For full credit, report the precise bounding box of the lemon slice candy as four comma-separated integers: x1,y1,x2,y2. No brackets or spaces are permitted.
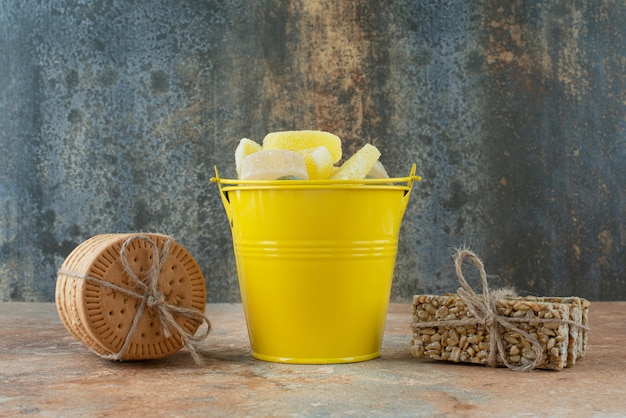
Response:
330,143,381,180
240,149,309,180
299,146,334,180
262,130,342,163
366,160,390,179
235,138,263,178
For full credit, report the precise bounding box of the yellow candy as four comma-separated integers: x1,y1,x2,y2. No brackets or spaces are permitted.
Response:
298,146,334,179
330,144,381,180
240,150,309,180
235,138,263,178
262,130,342,163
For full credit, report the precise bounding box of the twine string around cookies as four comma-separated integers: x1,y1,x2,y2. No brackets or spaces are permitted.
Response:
58,234,211,365
454,249,543,371
412,248,588,372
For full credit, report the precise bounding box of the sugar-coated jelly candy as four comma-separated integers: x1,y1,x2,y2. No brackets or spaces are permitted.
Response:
299,146,334,180
262,130,342,163
330,144,381,180
240,150,309,180
366,160,390,178
235,138,263,178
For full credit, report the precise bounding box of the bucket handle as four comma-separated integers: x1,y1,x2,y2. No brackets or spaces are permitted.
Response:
211,167,234,226
400,164,419,216
211,164,421,223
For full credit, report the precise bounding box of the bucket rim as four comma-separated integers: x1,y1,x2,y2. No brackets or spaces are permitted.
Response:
210,164,421,191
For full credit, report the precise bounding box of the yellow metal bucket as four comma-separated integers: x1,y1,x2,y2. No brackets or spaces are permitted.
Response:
211,165,419,364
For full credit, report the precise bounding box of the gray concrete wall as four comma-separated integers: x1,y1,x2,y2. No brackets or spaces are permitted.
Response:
1,0,624,302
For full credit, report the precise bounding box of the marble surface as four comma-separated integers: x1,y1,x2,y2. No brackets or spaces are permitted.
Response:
1,1,625,303
1,302,625,417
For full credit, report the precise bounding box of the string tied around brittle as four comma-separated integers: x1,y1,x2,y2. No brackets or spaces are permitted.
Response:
412,248,588,371
58,234,211,365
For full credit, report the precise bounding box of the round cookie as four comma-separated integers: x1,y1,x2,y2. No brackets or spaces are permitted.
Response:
56,233,207,361
57,234,116,353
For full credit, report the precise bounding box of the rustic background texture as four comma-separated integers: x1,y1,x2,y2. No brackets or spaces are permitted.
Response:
1,0,624,302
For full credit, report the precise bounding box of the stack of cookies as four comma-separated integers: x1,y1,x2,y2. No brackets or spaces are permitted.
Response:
56,233,207,361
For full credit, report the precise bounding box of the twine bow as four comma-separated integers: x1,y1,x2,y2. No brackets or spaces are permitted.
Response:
454,249,543,371
58,234,211,365
413,248,587,371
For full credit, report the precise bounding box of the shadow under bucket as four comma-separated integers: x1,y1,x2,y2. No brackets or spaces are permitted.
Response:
211,165,420,364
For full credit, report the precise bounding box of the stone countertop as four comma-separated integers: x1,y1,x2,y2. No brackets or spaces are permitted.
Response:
1,302,625,417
